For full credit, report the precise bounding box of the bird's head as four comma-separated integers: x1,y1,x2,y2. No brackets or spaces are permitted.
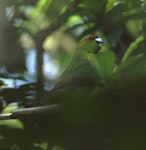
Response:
78,35,103,54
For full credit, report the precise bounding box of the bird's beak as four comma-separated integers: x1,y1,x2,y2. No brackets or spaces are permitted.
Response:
95,37,103,54
95,41,103,54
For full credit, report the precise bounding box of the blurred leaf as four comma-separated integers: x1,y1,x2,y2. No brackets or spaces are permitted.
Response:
32,0,70,21
106,27,123,47
113,54,144,77
126,20,140,36
0,119,23,129
122,35,144,62
81,0,108,13
0,105,23,129
96,48,116,80
106,0,117,11
31,0,52,18
53,145,65,150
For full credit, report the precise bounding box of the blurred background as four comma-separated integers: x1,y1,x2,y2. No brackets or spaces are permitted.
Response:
0,0,146,150
0,0,145,87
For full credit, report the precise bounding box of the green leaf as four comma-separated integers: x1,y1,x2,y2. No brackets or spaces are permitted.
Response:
122,35,144,62
96,48,116,80
81,0,108,12
113,54,144,77
106,0,116,11
31,0,52,17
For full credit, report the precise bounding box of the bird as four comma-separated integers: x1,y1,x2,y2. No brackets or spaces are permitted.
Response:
39,35,104,150
42,34,103,104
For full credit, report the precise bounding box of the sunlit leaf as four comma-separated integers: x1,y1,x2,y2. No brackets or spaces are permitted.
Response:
31,0,52,16
106,0,116,11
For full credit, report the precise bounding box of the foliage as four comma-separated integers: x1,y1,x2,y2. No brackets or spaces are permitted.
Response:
0,0,146,149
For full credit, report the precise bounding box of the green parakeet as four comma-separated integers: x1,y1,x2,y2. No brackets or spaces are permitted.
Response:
42,35,103,104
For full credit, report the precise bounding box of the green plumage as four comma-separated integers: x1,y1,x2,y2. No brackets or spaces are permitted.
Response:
43,35,103,104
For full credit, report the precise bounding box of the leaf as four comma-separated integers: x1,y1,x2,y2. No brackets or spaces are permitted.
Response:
106,27,123,47
82,0,108,12
112,54,144,78
106,0,116,11
31,0,52,16
122,35,144,62
96,48,116,80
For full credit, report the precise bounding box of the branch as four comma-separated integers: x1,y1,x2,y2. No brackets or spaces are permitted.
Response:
0,104,62,120
35,0,80,42
35,0,80,103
